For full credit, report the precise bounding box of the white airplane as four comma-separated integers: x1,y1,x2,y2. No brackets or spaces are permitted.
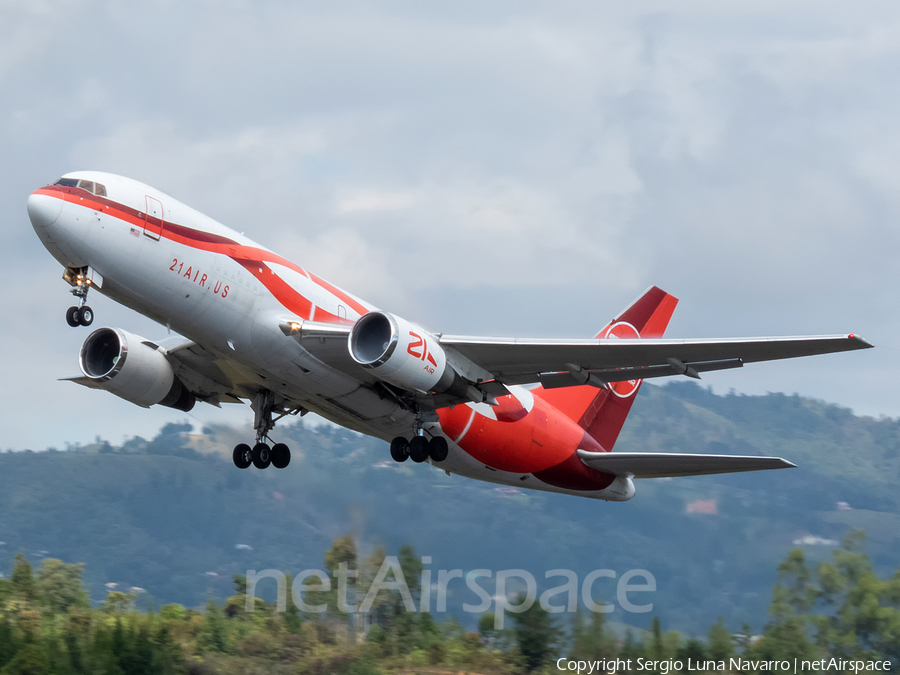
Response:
28,171,872,501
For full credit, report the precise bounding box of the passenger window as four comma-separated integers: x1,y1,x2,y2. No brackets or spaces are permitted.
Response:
78,180,94,193
94,183,107,197
55,178,78,187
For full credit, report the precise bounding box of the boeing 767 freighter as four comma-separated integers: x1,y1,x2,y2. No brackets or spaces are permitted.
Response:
27,172,872,501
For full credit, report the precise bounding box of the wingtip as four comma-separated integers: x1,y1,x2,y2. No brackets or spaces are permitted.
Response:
848,334,874,349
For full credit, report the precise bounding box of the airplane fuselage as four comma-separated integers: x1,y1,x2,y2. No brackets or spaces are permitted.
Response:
29,171,633,500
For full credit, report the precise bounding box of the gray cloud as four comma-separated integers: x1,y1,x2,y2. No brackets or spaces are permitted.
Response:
2,1,897,449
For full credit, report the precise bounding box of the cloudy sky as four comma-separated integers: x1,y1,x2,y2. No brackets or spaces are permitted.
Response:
2,1,898,451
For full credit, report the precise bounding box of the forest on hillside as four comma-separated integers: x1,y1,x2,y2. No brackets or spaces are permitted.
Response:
0,530,896,674
0,383,898,637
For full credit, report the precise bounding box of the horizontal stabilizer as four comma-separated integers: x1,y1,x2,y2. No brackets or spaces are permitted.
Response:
577,449,795,478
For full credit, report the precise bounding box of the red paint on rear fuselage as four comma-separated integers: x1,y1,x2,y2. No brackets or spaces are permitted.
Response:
437,392,613,490
437,285,680,493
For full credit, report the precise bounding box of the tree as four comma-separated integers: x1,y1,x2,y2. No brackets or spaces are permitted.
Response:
0,618,16,670
101,591,136,614
9,554,36,604
324,535,357,616
651,616,664,662
397,545,422,603
570,606,615,659
35,558,88,614
416,612,441,652
479,613,498,650
676,638,709,664
750,549,816,661
0,642,47,675
707,617,734,661
619,629,645,661
324,536,357,574
358,546,388,636
809,530,900,660
511,597,561,671
197,597,229,653
356,543,420,656
747,531,900,662
284,574,303,634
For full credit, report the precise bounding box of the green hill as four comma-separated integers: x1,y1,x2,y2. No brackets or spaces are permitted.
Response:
1,382,898,634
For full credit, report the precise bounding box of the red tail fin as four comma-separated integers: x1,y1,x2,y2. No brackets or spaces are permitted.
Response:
536,286,678,451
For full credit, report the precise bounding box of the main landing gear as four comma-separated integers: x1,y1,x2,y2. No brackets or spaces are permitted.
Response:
232,390,297,470
390,434,449,464
232,441,291,470
64,267,94,327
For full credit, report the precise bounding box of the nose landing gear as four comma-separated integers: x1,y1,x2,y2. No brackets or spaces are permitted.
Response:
63,267,94,327
232,390,300,470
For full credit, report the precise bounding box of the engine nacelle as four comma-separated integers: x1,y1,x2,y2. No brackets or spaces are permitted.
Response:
79,327,195,411
349,311,462,394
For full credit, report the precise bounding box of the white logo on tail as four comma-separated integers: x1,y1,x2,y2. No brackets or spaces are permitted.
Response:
602,321,641,398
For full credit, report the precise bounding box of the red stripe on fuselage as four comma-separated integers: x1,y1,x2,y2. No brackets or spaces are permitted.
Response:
35,185,368,322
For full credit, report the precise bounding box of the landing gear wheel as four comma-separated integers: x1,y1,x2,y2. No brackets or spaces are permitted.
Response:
428,437,449,462
233,443,252,469
409,436,430,463
271,443,291,469
390,437,410,463
66,307,80,327
252,442,271,469
79,306,94,326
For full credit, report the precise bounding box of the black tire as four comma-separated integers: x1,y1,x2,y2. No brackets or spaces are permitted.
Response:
428,436,449,462
66,307,80,327
390,437,409,462
409,436,429,463
252,442,271,469
79,306,94,326
233,443,252,469
271,443,291,469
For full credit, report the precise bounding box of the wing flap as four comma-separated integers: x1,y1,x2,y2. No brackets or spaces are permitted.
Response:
538,358,744,389
577,449,795,478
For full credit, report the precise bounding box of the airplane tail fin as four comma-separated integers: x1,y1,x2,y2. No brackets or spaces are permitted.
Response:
536,286,678,451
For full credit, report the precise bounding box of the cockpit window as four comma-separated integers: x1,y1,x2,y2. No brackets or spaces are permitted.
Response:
53,177,107,196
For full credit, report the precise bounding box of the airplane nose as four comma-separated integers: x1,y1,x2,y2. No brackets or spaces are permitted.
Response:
27,192,63,229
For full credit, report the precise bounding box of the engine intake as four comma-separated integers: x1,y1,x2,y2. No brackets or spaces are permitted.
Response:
80,327,195,411
350,311,469,396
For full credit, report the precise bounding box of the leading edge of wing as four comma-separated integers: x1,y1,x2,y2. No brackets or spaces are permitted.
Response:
577,450,796,478
440,333,872,377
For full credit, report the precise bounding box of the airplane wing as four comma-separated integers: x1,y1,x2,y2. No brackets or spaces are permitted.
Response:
438,333,872,388
163,340,250,404
577,449,795,478
287,315,870,404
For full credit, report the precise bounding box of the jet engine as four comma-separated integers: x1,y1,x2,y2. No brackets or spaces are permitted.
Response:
79,327,195,411
349,311,479,399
